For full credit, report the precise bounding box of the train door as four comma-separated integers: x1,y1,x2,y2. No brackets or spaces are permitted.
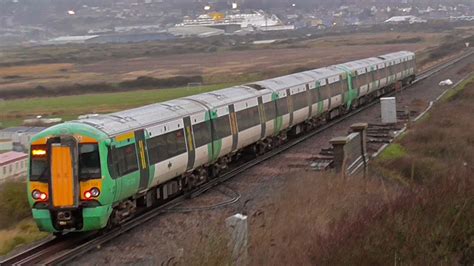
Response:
257,97,266,139
286,89,294,127
50,140,78,208
183,116,196,171
134,129,150,192
306,84,312,119
228,104,239,152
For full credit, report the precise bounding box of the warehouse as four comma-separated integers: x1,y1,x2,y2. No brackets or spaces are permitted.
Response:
0,127,45,152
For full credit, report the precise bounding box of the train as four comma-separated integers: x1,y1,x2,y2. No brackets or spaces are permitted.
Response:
28,51,416,233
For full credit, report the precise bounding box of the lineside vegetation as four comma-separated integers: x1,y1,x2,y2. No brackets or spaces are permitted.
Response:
186,77,474,264
0,181,48,256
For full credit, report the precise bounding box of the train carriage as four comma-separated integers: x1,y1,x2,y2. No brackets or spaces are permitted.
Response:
27,51,416,233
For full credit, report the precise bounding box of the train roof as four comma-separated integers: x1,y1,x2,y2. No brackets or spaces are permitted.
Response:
255,66,342,91
332,51,415,72
184,85,260,109
381,51,415,59
73,98,207,136
70,50,415,137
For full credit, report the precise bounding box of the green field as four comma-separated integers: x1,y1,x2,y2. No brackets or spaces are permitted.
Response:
0,84,233,128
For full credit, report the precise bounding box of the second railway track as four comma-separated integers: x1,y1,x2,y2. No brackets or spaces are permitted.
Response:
1,49,473,266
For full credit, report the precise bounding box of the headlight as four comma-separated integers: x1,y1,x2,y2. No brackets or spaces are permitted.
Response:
84,187,100,199
90,187,100,197
32,190,48,201
32,190,41,200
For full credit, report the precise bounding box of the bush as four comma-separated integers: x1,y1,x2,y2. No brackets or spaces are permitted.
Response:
0,181,31,229
1,75,205,99
119,75,203,89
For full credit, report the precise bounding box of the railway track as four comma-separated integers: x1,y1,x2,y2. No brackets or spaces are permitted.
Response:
1,49,472,265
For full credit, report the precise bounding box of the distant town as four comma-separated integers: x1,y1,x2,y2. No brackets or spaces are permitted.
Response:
0,0,473,46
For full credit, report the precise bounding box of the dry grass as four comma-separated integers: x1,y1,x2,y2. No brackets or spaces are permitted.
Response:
314,78,474,264
0,181,31,229
0,182,48,256
0,63,73,77
248,172,398,265
0,219,49,256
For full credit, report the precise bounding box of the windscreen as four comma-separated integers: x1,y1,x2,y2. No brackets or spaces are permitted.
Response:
79,144,101,180
30,145,49,181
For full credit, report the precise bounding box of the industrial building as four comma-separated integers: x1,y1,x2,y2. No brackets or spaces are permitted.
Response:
0,127,45,152
0,139,13,153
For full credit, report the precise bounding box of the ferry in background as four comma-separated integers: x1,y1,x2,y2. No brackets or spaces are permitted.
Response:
176,10,282,29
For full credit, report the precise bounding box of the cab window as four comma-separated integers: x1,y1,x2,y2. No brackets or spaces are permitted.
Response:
31,157,49,181
79,144,101,180
30,145,49,181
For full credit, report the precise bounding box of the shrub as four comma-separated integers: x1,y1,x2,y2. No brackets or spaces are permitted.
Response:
0,181,31,229
119,75,204,89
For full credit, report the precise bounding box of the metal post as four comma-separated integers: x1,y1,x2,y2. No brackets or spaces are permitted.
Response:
330,136,349,177
225,213,248,266
351,123,369,177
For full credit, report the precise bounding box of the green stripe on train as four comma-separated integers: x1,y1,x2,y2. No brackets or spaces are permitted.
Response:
316,81,324,114
337,67,357,109
271,92,283,134
206,109,222,162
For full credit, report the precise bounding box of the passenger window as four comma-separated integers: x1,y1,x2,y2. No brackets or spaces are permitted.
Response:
110,144,138,177
147,129,187,164
264,101,276,121
192,121,212,148
311,89,318,103
213,115,232,140
236,106,260,131
276,97,288,116
330,81,342,97
292,91,308,110
321,84,331,99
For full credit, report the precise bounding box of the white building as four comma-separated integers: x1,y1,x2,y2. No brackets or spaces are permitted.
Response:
384,16,427,24
0,127,45,152
0,151,28,183
0,139,13,153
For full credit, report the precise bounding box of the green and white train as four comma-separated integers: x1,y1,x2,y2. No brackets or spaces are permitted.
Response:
28,51,416,232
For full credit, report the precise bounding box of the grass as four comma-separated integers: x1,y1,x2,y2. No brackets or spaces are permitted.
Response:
0,83,232,127
0,219,49,256
0,181,31,229
442,76,474,102
378,143,407,161
0,181,49,256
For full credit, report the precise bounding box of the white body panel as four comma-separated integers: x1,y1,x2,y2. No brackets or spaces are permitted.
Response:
152,153,188,186
237,126,261,149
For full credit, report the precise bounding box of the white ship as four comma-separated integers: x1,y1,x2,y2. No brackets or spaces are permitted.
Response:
176,11,281,29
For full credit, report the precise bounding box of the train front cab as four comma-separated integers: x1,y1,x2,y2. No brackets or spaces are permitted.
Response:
28,133,113,233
